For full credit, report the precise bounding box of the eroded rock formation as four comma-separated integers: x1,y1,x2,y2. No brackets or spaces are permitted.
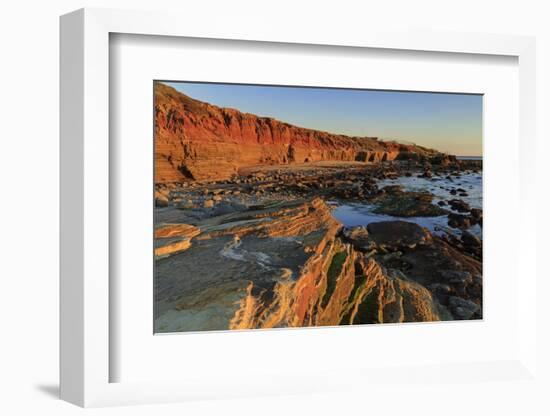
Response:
154,82,442,182
154,197,479,333
154,224,201,258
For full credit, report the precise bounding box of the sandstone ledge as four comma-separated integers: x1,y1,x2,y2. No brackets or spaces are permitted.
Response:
154,196,480,333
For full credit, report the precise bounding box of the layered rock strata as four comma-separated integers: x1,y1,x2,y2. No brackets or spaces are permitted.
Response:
154,82,445,182
154,224,201,258
154,197,480,333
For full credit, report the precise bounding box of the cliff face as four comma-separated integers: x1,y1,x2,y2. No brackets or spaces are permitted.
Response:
154,82,439,182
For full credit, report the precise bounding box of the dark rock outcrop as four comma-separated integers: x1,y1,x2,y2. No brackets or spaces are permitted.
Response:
366,221,433,250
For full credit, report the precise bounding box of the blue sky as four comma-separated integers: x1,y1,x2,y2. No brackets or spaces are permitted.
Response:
165,81,483,156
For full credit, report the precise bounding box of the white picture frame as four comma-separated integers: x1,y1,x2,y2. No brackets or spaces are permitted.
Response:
60,8,538,408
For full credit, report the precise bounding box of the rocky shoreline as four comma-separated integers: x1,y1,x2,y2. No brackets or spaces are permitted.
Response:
154,158,483,332
155,82,451,182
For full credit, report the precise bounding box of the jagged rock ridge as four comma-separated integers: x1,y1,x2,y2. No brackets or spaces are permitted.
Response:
154,82,442,182
154,197,482,333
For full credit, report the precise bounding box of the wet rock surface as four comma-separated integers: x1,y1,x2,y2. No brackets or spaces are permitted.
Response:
155,160,483,331
448,213,471,230
449,199,471,213
369,189,448,217
366,221,433,250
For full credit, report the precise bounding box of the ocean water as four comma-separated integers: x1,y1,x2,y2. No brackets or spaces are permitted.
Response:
378,172,482,210
457,156,482,161
332,171,483,238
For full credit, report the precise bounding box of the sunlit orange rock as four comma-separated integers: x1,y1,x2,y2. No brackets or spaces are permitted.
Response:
154,82,439,182
154,223,200,258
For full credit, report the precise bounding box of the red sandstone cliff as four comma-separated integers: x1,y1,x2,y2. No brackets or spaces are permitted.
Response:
154,82,440,182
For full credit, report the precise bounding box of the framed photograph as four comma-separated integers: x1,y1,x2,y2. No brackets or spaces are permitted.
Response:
60,8,538,407
152,80,484,334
